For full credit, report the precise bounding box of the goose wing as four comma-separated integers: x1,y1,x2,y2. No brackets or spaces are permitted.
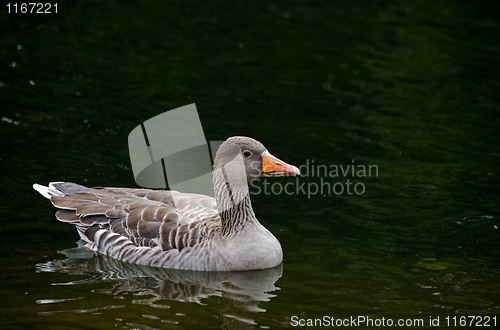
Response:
48,183,219,253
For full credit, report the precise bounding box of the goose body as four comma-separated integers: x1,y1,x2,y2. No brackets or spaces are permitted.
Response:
34,136,300,271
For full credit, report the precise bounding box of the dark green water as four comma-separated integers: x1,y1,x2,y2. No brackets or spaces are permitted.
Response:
1,0,499,329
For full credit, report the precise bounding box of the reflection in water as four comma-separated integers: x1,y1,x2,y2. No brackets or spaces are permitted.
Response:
36,241,282,329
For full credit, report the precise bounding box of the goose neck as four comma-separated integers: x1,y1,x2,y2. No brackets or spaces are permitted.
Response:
213,169,257,236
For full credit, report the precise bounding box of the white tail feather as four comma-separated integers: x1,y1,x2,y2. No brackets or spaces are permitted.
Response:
33,182,65,199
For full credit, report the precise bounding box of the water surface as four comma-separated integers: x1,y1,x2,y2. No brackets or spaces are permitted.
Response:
0,0,499,328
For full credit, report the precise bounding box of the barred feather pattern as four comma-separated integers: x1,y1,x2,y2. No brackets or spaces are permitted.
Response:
42,181,282,271
47,183,230,270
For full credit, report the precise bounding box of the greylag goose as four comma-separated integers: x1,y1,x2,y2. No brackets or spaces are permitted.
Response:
34,137,300,271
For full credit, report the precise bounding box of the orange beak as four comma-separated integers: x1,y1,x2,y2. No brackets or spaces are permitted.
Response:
261,151,300,177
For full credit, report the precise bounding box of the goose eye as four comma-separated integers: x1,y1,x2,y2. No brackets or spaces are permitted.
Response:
243,150,252,158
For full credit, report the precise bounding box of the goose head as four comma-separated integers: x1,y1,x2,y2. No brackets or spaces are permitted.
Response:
213,136,300,183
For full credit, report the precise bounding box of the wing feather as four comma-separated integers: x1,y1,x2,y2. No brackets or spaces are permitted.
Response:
105,209,127,218
98,197,120,205
55,209,81,223
44,184,215,256
79,214,109,225
141,205,158,221
76,204,112,216
160,220,177,250
138,219,162,238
